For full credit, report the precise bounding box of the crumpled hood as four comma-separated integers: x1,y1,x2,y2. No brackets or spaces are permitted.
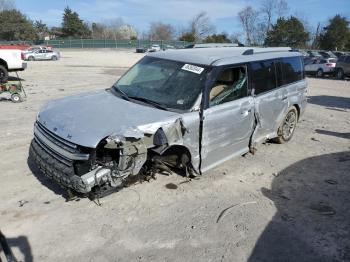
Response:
37,90,179,148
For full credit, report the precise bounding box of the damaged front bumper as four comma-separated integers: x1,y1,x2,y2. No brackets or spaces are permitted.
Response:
30,122,148,195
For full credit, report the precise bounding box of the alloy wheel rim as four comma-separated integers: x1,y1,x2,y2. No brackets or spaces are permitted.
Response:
282,111,296,140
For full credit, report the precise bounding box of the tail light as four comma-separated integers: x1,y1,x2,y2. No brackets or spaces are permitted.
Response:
21,52,25,60
326,63,335,67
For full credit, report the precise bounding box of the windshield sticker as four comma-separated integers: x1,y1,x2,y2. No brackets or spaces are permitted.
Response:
181,64,204,74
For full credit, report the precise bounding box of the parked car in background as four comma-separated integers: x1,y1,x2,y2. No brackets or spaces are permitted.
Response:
136,46,147,53
148,44,161,52
335,55,350,79
318,51,337,59
23,49,60,61
23,45,51,54
332,51,346,58
306,50,322,59
163,45,175,50
0,49,27,82
185,43,241,49
304,58,337,77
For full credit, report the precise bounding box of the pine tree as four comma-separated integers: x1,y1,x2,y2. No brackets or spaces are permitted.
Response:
61,7,91,38
265,16,309,48
319,15,350,51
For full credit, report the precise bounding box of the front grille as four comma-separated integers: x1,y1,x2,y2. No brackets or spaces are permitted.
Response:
34,121,90,167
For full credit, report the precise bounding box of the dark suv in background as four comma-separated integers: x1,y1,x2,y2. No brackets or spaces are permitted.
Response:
335,55,350,79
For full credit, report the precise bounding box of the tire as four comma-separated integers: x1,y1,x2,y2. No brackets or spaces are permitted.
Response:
0,65,8,83
11,93,22,103
336,69,344,80
316,69,323,78
51,56,57,61
28,56,35,61
273,106,298,144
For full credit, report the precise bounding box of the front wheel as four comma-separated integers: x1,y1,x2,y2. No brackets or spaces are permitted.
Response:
316,69,323,78
273,107,298,144
28,56,35,61
51,55,58,61
0,65,8,83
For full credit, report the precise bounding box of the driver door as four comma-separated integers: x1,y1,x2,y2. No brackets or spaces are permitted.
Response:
201,65,255,172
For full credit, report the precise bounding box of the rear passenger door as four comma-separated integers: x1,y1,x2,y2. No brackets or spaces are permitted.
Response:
36,50,45,60
250,60,288,142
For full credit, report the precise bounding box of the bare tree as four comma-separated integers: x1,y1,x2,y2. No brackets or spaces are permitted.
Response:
149,22,174,40
238,6,258,45
311,22,321,49
190,12,215,41
229,32,243,44
0,0,14,11
276,0,289,18
260,0,275,32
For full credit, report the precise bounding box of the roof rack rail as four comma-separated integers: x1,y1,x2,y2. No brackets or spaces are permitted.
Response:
242,47,292,55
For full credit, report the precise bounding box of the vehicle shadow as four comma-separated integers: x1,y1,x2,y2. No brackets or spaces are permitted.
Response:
27,149,68,199
7,75,25,81
315,129,350,139
0,231,33,262
248,151,350,262
307,95,350,109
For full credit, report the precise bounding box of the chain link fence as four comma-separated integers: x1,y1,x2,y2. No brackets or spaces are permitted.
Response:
0,39,191,49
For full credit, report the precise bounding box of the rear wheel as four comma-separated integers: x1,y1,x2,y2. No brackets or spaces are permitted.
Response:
51,55,58,61
337,69,344,80
28,56,35,61
0,65,8,83
316,69,323,78
273,107,298,144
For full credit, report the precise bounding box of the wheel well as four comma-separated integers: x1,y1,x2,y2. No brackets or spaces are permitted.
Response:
293,104,300,120
160,145,191,160
0,58,8,69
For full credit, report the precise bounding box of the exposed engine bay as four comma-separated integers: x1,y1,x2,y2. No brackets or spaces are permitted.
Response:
30,117,198,200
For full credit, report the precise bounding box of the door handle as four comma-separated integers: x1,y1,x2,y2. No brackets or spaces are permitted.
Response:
282,96,288,101
241,109,251,116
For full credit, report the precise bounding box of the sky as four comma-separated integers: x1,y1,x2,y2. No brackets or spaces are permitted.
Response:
13,0,350,36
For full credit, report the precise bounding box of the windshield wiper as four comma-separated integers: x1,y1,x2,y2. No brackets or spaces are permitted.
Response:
128,96,169,110
112,85,130,100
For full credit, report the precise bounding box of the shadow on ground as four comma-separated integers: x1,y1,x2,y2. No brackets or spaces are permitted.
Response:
248,151,350,262
315,129,350,140
308,95,350,109
0,231,33,262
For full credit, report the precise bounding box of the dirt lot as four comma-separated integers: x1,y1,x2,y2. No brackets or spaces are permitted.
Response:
0,49,349,262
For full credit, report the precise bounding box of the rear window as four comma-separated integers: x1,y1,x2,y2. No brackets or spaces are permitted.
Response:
279,57,303,85
250,60,276,95
328,59,337,63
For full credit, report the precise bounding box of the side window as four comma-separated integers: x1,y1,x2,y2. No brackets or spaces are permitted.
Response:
251,60,276,95
280,57,303,85
209,66,247,106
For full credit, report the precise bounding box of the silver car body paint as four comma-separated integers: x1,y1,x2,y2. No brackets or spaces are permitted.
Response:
32,47,307,194
38,90,180,148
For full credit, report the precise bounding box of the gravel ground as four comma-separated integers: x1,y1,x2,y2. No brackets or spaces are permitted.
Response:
0,49,349,262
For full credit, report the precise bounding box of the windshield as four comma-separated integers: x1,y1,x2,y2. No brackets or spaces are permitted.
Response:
113,57,207,110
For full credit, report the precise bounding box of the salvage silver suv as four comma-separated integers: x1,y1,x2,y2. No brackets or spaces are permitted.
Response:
30,47,307,198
